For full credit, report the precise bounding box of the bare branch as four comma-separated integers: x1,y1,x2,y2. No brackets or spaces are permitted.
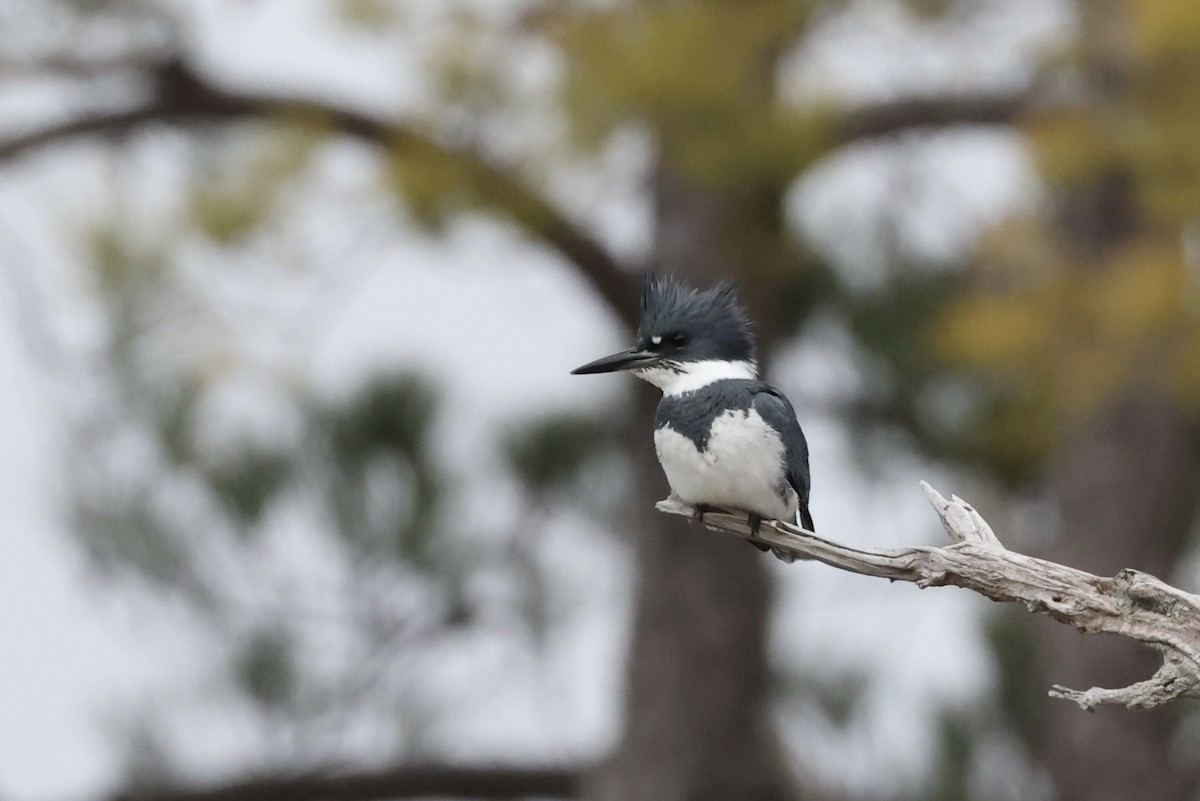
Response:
656,482,1200,710
836,93,1027,145
0,53,161,78
107,764,582,801
0,57,639,329
0,52,1037,330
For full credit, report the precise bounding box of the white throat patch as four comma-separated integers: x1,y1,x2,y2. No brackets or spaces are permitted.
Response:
634,359,757,395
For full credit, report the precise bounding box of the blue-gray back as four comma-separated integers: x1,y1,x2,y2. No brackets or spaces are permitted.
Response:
654,379,811,500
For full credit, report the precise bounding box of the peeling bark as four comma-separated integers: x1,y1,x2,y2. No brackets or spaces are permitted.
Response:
657,483,1200,710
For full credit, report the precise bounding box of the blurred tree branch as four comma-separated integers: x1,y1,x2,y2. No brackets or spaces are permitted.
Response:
0,53,158,76
107,763,583,801
0,55,641,330
836,93,1028,145
657,483,1200,711
0,55,1030,332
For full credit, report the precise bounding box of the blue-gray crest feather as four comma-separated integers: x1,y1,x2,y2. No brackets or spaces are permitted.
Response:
638,274,756,363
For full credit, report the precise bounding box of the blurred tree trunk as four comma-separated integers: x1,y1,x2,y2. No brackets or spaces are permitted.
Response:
1039,393,1198,801
1033,5,1200,796
594,402,793,801
1034,170,1200,801
587,8,810,796
589,157,800,800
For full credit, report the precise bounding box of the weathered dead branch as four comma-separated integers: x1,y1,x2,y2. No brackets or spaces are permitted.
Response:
656,482,1200,710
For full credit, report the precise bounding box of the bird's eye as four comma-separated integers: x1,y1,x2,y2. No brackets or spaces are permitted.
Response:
668,332,688,345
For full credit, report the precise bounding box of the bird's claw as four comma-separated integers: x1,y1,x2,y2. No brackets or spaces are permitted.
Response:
687,505,774,555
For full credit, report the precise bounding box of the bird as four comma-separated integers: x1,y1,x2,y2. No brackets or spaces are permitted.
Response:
571,273,814,561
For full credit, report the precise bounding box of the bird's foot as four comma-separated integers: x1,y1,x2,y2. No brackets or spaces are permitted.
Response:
745,513,773,553
688,505,775,555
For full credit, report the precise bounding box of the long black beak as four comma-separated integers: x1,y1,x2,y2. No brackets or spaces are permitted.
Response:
571,347,656,375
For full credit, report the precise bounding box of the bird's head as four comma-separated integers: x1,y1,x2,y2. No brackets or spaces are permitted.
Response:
571,274,758,392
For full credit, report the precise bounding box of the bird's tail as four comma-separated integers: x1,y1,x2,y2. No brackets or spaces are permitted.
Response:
798,505,815,533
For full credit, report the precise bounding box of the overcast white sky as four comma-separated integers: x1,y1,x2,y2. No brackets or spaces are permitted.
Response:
0,1,1071,798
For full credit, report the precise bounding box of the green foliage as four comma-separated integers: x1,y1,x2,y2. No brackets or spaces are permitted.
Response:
321,374,444,567
188,120,323,245
504,412,613,498
547,1,831,183
927,710,973,801
203,445,294,526
87,220,168,298
774,660,870,731
840,269,998,466
115,719,179,790
850,273,954,378
328,373,437,462
76,483,202,597
555,3,796,137
70,209,570,743
336,0,400,28
426,7,511,118
234,628,296,709
157,393,197,466
377,2,839,241
983,609,1044,751
61,0,1200,787
69,223,468,714
926,0,1200,484
900,0,960,19
935,225,1200,452
810,670,869,730
1025,2,1200,230
384,133,571,241
385,139,481,231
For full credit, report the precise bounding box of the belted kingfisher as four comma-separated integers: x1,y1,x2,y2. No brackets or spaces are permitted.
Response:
571,274,814,561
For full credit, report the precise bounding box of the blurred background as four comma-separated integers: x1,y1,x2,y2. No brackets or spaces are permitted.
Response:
3,1,1200,800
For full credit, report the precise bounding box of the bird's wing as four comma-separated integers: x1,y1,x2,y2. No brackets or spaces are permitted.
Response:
751,384,815,531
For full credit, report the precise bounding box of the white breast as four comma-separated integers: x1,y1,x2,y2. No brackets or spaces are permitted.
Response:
653,408,797,521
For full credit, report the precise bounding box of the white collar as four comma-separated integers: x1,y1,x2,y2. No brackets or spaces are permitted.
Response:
634,359,757,396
